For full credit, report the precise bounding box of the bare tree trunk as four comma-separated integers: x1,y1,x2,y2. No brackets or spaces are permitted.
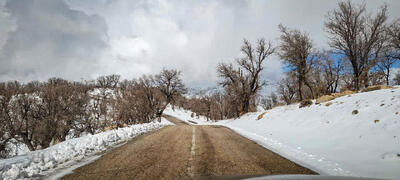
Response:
242,97,250,114
354,73,360,91
386,68,390,85
304,80,314,99
298,75,304,101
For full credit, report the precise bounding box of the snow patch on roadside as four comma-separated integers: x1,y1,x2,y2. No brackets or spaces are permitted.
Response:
214,87,400,179
0,118,173,180
224,125,353,176
168,87,400,179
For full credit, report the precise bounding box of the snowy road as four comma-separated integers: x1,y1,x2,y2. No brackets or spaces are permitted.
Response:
61,116,316,179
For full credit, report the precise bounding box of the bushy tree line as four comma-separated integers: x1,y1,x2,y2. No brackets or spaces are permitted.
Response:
180,0,400,120
0,69,185,158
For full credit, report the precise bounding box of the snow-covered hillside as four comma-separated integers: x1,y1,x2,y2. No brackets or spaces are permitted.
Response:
167,87,400,179
0,119,172,180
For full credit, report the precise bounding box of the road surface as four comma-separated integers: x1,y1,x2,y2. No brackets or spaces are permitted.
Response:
62,115,316,180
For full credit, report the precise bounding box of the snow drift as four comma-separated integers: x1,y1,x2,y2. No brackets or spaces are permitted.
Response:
169,87,400,179
0,119,172,180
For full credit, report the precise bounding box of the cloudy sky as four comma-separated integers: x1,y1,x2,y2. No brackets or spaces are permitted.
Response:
0,0,399,90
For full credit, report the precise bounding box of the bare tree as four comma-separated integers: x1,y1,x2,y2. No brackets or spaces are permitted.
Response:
154,69,186,119
8,84,41,151
96,74,121,88
376,55,398,85
318,51,344,93
0,82,21,157
208,92,225,120
71,82,98,135
368,71,385,85
34,78,77,147
260,92,277,110
135,75,163,123
113,77,153,126
324,0,388,90
217,64,244,116
387,19,400,59
106,74,121,88
374,20,400,85
218,39,274,115
96,76,107,88
277,75,296,105
260,97,272,110
278,24,316,100
269,92,278,106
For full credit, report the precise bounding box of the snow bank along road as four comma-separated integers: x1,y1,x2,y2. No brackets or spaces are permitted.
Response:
62,115,316,179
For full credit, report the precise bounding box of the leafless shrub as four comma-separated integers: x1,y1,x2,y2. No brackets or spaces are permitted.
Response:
277,75,296,105
97,74,121,88
317,51,344,94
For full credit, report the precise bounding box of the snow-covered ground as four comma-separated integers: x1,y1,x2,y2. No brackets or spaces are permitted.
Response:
166,87,400,179
0,118,173,180
164,106,209,124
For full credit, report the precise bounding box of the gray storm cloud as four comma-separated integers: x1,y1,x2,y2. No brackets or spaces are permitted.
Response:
0,0,399,90
0,0,108,81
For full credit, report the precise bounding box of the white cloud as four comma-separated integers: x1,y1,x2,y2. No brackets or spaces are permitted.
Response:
0,0,399,91
0,0,108,81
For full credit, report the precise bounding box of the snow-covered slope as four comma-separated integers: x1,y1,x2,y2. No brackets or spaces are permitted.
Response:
212,87,400,179
0,119,172,180
165,87,400,179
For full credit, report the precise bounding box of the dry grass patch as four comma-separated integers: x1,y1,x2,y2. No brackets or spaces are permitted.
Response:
299,99,313,108
341,90,355,96
317,90,355,104
331,93,341,98
103,125,118,132
316,95,335,104
325,102,333,107
361,85,392,92
331,90,355,99
257,112,267,120
374,120,380,123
